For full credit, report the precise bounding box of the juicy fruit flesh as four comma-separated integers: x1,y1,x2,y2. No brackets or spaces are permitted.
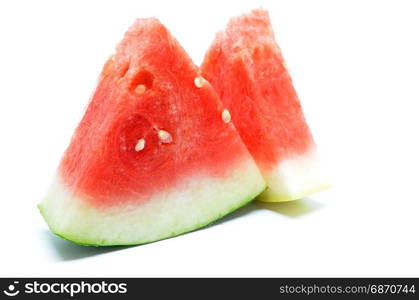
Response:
201,9,314,174
60,18,254,207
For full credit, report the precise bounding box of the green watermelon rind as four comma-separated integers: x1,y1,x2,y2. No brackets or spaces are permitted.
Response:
38,159,267,247
38,185,266,247
38,185,265,247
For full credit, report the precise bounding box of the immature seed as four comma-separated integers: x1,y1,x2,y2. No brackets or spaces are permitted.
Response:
194,76,206,88
222,109,231,123
135,138,145,151
158,130,173,143
135,84,146,95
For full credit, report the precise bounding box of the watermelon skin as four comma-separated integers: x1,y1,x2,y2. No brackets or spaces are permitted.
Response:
39,18,266,246
201,10,329,202
39,163,263,246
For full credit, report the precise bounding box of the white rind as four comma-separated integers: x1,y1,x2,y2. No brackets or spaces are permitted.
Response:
257,148,330,202
39,159,266,246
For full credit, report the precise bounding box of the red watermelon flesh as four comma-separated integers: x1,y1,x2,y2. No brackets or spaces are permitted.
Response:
201,10,329,202
39,18,266,246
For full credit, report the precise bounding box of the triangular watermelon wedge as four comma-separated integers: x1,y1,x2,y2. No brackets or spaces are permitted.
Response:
201,10,329,202
39,18,266,246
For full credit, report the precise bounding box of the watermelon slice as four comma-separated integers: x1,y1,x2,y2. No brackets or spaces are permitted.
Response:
201,9,329,202
39,18,266,246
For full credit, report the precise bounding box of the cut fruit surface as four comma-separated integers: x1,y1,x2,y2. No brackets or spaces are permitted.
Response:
39,18,266,246
201,9,329,202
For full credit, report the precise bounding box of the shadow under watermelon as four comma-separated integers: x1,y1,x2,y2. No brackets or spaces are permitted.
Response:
42,230,133,261
255,197,324,218
43,198,322,261
212,196,323,227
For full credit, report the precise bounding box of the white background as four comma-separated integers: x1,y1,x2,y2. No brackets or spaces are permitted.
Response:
0,0,418,277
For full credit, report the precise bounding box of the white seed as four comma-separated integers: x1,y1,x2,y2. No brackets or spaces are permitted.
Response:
194,76,206,88
135,138,145,151
158,130,173,143
222,109,231,123
134,84,146,95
